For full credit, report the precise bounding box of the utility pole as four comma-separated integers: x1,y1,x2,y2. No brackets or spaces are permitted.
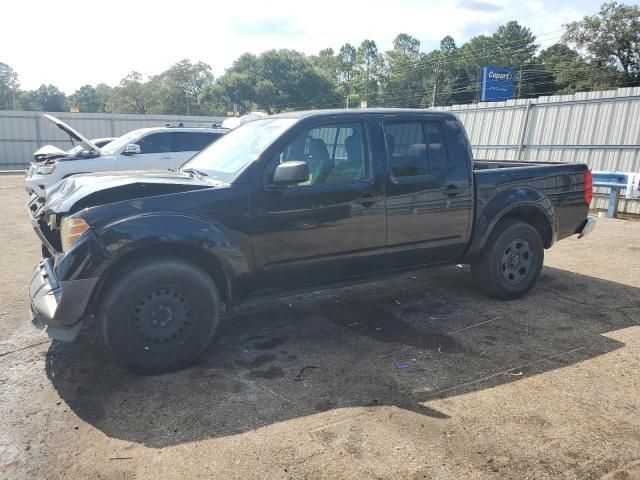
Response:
431,61,440,108
516,65,522,99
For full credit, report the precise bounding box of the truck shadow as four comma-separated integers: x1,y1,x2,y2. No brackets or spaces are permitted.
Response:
46,266,639,448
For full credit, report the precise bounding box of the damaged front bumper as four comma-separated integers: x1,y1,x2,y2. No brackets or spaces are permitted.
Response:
29,258,98,341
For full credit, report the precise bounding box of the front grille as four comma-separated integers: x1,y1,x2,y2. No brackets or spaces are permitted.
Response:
27,194,44,217
38,217,61,252
27,196,61,253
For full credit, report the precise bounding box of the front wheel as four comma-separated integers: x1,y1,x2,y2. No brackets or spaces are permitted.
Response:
471,219,544,300
97,257,221,374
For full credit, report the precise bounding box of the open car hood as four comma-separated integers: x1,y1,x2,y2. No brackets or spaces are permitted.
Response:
33,144,69,162
42,114,101,156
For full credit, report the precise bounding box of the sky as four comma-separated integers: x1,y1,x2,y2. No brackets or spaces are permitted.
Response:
1,0,617,94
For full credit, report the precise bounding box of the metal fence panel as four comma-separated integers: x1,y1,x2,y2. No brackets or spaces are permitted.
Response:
0,111,225,170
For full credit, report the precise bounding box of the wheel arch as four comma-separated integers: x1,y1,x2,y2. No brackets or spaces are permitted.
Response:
86,241,233,317
465,187,557,260
501,206,554,248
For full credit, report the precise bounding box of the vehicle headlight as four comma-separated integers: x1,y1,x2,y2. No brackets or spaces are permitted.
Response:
60,217,90,252
36,164,56,175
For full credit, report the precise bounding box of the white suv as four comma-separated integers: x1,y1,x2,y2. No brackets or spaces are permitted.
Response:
25,114,227,198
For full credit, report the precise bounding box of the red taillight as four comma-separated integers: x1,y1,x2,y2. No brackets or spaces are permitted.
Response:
584,170,593,205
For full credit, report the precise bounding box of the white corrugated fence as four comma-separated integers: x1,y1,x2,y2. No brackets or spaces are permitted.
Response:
0,111,224,170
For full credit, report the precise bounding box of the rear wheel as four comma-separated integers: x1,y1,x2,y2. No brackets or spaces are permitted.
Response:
471,219,544,299
97,257,221,374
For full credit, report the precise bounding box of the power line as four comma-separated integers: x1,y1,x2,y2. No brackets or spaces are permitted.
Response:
245,28,626,112
253,31,566,111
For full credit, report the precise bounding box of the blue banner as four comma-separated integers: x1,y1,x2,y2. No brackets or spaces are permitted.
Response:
481,66,515,102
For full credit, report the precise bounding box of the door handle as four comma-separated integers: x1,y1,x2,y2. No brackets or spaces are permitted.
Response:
442,184,460,197
354,193,382,207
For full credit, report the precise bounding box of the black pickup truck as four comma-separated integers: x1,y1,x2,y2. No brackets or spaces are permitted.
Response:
28,109,595,374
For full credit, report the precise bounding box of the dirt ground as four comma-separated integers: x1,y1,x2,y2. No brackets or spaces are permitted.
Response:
0,174,638,480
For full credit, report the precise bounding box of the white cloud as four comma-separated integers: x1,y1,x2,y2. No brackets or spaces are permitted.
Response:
1,0,600,93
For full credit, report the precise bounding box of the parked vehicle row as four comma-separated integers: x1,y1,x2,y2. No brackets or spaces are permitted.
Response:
25,114,228,197
28,108,595,374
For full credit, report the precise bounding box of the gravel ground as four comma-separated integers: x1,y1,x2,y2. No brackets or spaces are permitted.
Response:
0,174,638,480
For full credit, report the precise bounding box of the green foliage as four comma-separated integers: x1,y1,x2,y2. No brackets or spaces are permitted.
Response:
69,84,111,113
154,59,215,115
17,84,67,111
382,34,425,107
106,72,159,114
1,3,639,114
213,49,338,113
529,43,623,96
563,1,640,83
0,62,19,110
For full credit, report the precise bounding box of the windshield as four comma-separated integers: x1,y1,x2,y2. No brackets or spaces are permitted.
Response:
100,130,144,154
66,139,111,155
182,118,297,182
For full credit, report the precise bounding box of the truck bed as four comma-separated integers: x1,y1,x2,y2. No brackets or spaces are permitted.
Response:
471,159,590,247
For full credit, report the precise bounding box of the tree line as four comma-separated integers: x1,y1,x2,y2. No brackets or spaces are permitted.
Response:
1,2,638,115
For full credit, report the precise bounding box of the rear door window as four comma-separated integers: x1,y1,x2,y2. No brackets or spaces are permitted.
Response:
384,121,429,177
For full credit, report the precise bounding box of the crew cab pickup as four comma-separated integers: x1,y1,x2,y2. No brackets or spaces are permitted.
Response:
27,109,595,374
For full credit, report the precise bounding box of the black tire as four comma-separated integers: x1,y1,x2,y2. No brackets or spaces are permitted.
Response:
97,257,221,374
470,219,544,300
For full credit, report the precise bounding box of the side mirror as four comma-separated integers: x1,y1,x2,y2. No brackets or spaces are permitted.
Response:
123,144,141,155
272,161,309,185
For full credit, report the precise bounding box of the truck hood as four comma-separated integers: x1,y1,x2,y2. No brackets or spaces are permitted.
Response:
45,170,215,214
42,114,101,156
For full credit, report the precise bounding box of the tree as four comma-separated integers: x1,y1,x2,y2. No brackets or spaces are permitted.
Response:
529,43,623,95
95,84,112,112
383,34,424,107
69,84,111,112
354,40,385,105
563,1,640,84
418,36,475,107
107,72,159,114
310,48,340,85
17,84,67,111
155,59,215,115
0,62,19,110
213,49,338,113
492,21,538,66
336,43,358,106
